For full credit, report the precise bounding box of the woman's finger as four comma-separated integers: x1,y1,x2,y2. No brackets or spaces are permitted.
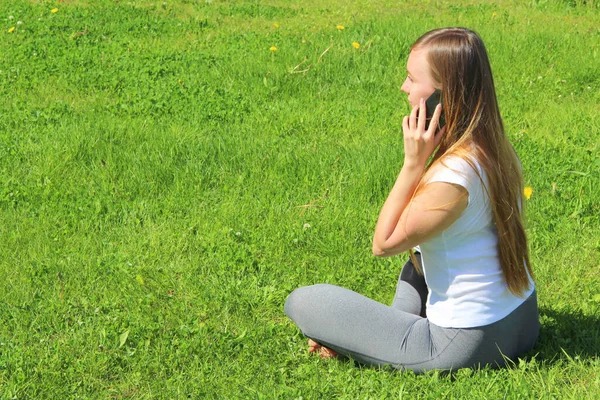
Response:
409,104,418,131
426,103,442,134
417,97,426,132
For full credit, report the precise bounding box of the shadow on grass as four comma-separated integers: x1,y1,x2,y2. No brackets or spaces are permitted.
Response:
535,307,600,362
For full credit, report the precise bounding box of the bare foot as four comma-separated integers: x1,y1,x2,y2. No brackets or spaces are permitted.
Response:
308,339,338,359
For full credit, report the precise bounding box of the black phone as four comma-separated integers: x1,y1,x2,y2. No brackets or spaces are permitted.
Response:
422,89,446,131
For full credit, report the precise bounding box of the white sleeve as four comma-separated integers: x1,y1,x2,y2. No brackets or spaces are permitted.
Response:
425,156,476,190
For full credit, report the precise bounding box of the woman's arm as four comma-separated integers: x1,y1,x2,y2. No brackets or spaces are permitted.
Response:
372,180,467,257
372,97,467,257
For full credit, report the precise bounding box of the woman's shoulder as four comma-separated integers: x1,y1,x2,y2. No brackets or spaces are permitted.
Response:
425,151,482,186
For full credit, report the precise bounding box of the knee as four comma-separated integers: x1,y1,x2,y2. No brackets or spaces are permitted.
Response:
284,287,302,319
284,284,334,322
285,284,319,318
284,284,339,339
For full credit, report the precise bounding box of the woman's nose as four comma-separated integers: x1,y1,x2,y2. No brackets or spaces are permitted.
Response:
400,78,409,94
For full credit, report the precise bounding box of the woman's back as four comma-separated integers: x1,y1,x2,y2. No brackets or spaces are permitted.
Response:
420,155,534,328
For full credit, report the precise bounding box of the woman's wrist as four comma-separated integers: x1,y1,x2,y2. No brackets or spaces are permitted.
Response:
400,159,426,175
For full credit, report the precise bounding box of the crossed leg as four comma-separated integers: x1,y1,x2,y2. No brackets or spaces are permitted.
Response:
296,256,427,360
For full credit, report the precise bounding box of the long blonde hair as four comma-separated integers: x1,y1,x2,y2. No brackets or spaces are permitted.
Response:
410,28,533,297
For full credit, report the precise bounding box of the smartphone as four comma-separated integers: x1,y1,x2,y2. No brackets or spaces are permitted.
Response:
422,89,446,131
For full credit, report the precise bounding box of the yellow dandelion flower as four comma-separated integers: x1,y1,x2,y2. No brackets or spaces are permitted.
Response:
352,41,360,49
273,23,279,28
270,46,277,51
8,26,15,33
51,8,59,13
524,187,533,200
337,25,344,30
492,12,497,17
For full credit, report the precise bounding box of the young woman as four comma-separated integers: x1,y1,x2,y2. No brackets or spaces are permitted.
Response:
284,27,539,372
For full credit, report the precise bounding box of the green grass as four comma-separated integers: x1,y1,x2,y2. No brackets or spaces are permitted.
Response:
1,0,599,398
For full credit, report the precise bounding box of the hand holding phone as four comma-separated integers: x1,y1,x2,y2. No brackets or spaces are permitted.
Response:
421,89,446,132
402,89,446,167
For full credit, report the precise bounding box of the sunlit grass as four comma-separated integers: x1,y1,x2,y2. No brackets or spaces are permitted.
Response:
0,0,599,397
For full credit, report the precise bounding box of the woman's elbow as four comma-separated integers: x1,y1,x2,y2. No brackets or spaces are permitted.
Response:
372,234,411,258
372,244,386,257
372,235,386,257
372,241,394,257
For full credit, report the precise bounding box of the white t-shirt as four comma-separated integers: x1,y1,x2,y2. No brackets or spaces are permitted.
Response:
418,155,534,328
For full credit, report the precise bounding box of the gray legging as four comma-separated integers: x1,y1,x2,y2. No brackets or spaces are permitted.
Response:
284,255,540,373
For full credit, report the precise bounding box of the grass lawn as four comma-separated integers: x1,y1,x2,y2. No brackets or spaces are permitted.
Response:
1,0,599,398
